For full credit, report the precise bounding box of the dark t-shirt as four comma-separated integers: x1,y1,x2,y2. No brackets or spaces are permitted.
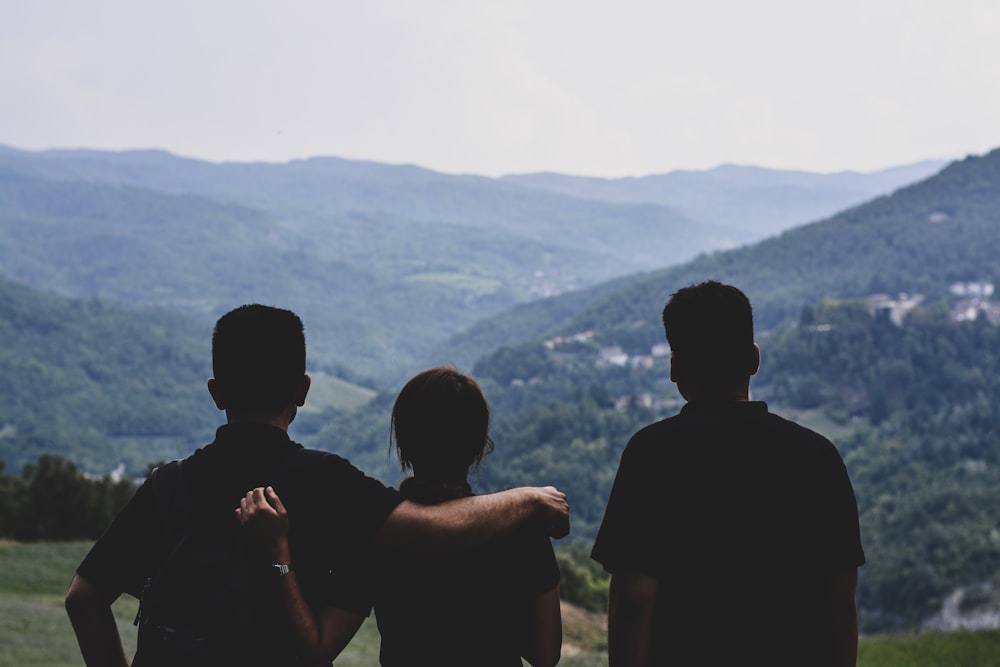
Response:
77,422,402,663
592,400,865,665
371,480,560,667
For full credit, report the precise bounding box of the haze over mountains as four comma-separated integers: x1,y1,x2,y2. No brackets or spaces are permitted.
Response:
503,159,946,237
0,144,944,381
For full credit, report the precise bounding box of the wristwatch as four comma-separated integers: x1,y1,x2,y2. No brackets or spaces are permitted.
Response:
270,563,293,577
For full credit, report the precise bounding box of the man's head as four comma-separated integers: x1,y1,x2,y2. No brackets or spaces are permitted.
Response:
662,280,759,399
208,304,309,422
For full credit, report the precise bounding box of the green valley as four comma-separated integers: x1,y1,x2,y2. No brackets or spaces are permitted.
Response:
3,145,999,643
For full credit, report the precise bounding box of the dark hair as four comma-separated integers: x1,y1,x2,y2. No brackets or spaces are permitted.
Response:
662,281,755,388
390,367,494,480
211,304,306,414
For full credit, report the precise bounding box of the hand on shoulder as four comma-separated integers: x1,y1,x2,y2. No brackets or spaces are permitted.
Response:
236,486,291,559
531,486,570,539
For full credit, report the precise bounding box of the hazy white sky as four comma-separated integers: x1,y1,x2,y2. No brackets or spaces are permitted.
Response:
2,0,998,177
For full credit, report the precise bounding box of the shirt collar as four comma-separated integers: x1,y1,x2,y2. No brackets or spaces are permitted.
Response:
681,399,769,417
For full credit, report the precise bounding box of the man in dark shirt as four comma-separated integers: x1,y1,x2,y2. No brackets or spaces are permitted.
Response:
65,304,569,667
592,281,864,667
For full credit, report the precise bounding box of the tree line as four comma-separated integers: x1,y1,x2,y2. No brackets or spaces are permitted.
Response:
0,454,136,542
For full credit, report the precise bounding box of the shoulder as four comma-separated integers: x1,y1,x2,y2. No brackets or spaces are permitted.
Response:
625,412,685,449
760,410,844,460
288,447,364,478
278,447,392,498
283,448,402,519
754,412,855,497
617,412,690,468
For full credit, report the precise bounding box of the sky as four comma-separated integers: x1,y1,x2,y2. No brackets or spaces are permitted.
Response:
2,0,999,178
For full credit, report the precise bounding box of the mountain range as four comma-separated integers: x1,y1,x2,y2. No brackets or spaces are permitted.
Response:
2,143,994,632
0,145,943,381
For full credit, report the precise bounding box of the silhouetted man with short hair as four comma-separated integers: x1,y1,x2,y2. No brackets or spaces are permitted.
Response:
592,281,864,666
66,304,569,667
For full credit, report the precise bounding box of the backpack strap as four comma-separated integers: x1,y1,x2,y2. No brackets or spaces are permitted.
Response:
150,460,192,544
134,447,330,634
134,460,191,627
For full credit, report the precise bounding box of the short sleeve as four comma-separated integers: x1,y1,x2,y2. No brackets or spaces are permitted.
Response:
76,480,162,598
591,432,662,576
511,530,560,599
317,454,403,541
814,445,866,569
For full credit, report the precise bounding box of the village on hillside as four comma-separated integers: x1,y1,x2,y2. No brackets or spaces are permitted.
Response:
524,282,999,415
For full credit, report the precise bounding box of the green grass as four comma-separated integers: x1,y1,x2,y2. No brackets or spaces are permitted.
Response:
0,541,138,666
5,541,1000,666
858,630,1000,667
0,541,91,595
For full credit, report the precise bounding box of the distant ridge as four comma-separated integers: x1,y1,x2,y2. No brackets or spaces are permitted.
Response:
502,159,948,237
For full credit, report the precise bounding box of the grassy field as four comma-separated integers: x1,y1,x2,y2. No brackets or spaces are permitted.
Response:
0,541,607,666
858,630,1000,667
5,540,1000,666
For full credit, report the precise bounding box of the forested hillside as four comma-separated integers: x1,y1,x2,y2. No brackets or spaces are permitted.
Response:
0,278,377,474
0,278,216,473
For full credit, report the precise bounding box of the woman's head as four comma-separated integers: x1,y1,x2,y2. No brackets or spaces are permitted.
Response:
391,367,494,481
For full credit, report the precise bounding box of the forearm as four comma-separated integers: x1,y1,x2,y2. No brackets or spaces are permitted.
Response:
825,568,860,667
608,572,657,667
830,600,859,667
377,494,521,552
265,538,363,662
377,486,569,552
521,586,562,667
265,539,327,658
65,575,130,667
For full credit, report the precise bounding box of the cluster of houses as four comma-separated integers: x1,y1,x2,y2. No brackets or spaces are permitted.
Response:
594,342,671,370
543,330,670,371
949,281,1000,323
865,282,998,326
526,269,576,299
541,331,677,413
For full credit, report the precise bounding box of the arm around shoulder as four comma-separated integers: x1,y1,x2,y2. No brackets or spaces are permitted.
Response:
377,486,570,552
